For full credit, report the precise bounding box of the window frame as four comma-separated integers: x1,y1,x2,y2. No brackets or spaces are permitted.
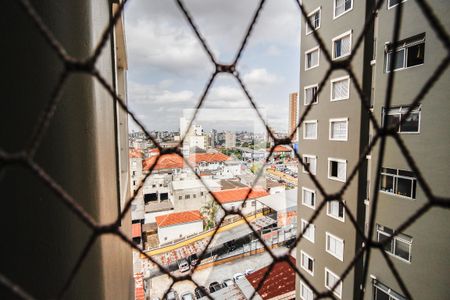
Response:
304,83,319,105
302,154,317,175
305,46,320,70
333,0,353,20
377,224,413,263
301,218,315,243
332,30,353,60
302,187,316,209
330,75,350,101
385,34,425,72
382,105,421,134
329,118,349,141
387,0,408,10
328,158,347,182
303,120,318,140
373,280,407,300
379,168,417,199
300,280,314,300
325,268,343,299
327,200,346,222
326,232,345,261
300,250,315,276
306,7,321,35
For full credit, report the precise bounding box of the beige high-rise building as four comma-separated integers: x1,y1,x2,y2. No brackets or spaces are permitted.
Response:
289,92,299,142
296,1,450,299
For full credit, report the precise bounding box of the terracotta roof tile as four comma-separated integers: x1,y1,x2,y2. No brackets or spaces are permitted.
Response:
272,145,292,152
143,154,184,171
246,256,296,299
132,223,142,238
129,149,143,158
155,210,203,227
212,187,269,204
189,153,230,165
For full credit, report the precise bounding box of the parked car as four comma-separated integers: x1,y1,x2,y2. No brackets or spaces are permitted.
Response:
166,289,179,300
194,286,207,299
177,259,190,272
222,279,234,287
208,281,222,293
180,292,195,300
233,273,245,282
188,253,199,266
244,268,254,275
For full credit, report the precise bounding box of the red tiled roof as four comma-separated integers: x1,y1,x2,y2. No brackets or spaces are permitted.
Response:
132,223,142,238
189,153,230,165
246,256,296,299
272,145,292,153
143,154,184,171
155,210,203,228
134,273,145,300
212,187,269,204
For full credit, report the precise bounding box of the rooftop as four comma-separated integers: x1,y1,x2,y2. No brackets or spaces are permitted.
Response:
257,189,297,212
212,187,269,204
155,210,203,228
171,179,221,191
189,153,230,164
143,154,184,171
245,256,296,299
271,145,292,153
132,223,142,238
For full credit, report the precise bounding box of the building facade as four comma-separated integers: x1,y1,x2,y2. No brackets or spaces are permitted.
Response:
289,92,299,142
296,0,371,299
297,0,450,299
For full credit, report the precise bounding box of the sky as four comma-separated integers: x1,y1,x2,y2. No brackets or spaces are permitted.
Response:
124,0,301,133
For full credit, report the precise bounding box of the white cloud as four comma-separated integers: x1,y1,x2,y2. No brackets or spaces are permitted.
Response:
129,81,195,104
242,68,280,86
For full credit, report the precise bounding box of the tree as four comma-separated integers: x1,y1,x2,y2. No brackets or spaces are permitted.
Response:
200,199,220,230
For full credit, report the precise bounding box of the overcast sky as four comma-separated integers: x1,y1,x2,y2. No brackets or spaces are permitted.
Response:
124,0,301,133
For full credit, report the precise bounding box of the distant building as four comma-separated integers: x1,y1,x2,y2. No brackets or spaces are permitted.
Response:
155,210,203,245
224,131,236,148
288,92,298,142
212,187,270,219
129,149,143,192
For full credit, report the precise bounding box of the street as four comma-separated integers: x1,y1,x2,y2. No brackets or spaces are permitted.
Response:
148,246,294,299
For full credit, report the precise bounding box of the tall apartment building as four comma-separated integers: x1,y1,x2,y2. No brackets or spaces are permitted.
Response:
225,131,236,148
365,1,450,299
289,92,299,142
297,0,450,299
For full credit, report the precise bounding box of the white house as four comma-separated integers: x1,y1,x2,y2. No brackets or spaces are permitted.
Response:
155,210,204,245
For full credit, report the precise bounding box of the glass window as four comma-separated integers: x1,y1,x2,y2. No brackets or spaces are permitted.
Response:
304,85,318,105
325,268,343,297
303,155,317,175
374,281,407,300
306,48,320,69
303,121,317,139
377,224,412,262
331,77,350,101
300,281,314,300
334,0,353,18
329,159,346,181
301,251,314,275
333,32,352,59
301,219,315,243
306,8,321,34
326,233,344,260
330,119,348,140
379,168,416,199
328,200,345,221
386,33,425,72
302,188,316,208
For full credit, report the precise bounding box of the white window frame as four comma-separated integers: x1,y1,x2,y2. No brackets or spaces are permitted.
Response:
302,187,316,209
332,30,353,60
333,0,353,19
329,118,348,141
327,200,346,222
302,154,317,175
324,268,343,298
301,219,315,243
304,83,319,105
328,158,347,182
330,75,350,101
385,34,425,72
326,232,344,261
305,46,320,70
382,105,421,134
388,0,408,10
379,168,416,199
373,281,407,300
300,250,315,276
300,281,314,300
377,224,413,263
306,7,321,35
303,120,318,140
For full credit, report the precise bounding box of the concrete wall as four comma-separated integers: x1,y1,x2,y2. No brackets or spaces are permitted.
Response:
0,1,132,299
365,1,450,299
158,221,204,244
